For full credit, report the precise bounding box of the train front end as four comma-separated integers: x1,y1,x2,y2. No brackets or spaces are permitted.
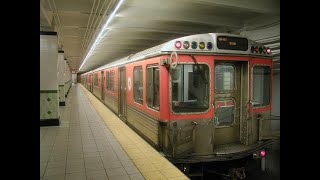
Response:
158,33,274,168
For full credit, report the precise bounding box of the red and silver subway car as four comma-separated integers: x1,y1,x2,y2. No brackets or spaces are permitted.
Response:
80,33,273,164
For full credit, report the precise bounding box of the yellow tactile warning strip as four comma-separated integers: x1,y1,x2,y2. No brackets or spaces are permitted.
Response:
80,85,189,180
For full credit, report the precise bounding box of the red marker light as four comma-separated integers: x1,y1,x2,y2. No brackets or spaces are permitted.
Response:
255,46,259,53
260,150,266,157
266,48,271,54
175,41,182,49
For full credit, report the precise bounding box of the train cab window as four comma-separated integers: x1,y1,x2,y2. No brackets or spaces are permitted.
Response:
215,65,235,91
171,64,209,113
94,74,98,86
252,66,271,107
134,66,143,104
146,65,159,110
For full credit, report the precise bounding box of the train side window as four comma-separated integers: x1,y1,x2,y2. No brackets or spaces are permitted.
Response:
134,66,143,104
110,70,114,92
252,66,271,107
215,65,235,91
146,65,159,110
106,71,110,90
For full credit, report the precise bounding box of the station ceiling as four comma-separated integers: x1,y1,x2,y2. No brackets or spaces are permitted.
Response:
40,0,280,73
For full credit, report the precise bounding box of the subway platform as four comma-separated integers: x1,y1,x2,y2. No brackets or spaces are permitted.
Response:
40,84,188,180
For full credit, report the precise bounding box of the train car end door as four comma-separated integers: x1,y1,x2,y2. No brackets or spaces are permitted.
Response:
119,67,127,121
101,71,105,101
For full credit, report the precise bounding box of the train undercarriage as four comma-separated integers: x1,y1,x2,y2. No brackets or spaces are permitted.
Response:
175,155,268,180
166,140,274,180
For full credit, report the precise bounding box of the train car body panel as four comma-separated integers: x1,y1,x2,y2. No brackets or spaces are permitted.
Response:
125,57,161,145
104,67,119,114
100,71,105,101
92,71,101,99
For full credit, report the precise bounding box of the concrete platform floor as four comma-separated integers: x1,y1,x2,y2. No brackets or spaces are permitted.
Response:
40,84,188,180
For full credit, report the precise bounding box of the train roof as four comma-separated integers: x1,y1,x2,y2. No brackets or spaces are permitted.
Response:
86,33,272,73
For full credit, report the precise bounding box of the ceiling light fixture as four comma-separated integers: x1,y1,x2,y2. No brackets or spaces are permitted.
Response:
79,0,125,71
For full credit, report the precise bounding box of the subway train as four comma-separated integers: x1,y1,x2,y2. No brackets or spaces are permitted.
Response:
79,33,275,178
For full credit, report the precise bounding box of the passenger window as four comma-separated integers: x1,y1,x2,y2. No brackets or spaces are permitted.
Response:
146,65,159,110
252,66,271,107
134,66,143,104
215,65,235,91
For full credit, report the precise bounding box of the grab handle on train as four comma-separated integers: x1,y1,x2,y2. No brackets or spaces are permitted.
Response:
170,51,179,69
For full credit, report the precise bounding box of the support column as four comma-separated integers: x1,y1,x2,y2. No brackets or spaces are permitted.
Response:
64,61,72,97
40,31,59,126
72,73,77,84
67,64,72,93
57,50,66,106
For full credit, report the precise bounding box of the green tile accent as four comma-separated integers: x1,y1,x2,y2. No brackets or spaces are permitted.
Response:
40,92,59,119
47,98,51,101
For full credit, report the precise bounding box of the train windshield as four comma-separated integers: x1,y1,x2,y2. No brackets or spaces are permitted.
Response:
252,66,271,107
171,64,209,113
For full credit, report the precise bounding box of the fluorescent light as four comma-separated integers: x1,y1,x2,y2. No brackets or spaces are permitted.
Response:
79,0,125,71
79,29,111,70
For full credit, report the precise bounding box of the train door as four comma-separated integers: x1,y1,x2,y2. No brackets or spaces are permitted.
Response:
101,71,105,101
86,75,88,89
214,61,247,145
84,75,87,88
87,75,90,89
119,67,127,121
90,74,93,92
89,74,92,92
249,60,272,144
87,75,89,89
85,75,87,88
